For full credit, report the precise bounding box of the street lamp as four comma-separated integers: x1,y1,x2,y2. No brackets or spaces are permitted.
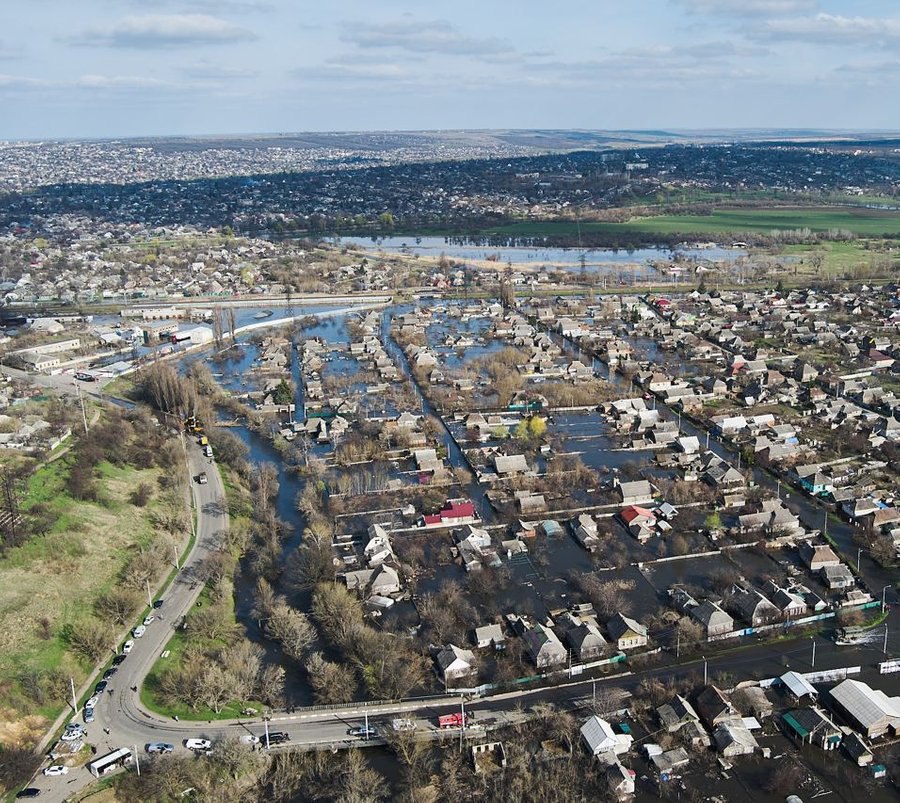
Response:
882,584,891,613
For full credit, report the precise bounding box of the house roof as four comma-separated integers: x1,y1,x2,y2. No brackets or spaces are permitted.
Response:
580,716,617,754
621,505,656,524
830,679,900,731
607,613,648,641
781,671,817,700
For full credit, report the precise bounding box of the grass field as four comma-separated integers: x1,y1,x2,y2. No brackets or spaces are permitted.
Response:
484,206,900,238
0,458,168,746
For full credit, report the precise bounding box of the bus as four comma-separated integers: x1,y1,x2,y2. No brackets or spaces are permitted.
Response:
88,747,132,777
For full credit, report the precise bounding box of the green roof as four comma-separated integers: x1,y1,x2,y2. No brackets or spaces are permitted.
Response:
782,712,809,738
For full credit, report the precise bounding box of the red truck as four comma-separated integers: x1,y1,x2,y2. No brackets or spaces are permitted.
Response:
438,712,470,729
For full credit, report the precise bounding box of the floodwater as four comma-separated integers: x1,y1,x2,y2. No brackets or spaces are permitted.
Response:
337,235,747,275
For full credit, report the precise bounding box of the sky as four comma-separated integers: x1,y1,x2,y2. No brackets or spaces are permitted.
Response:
2,0,899,139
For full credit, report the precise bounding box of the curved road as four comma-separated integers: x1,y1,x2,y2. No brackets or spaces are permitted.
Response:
23,440,900,799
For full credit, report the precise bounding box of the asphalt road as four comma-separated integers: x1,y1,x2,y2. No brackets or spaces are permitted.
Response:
31,442,227,802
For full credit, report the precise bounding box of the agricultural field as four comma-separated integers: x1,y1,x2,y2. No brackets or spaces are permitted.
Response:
486,206,900,238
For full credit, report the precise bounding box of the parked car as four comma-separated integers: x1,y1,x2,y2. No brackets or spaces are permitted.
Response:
152,599,164,609
146,742,174,754
15,788,41,798
265,731,290,745
103,667,118,680
93,681,107,695
184,738,212,751
43,765,68,776
133,625,146,639
122,640,135,653
85,695,99,710
111,654,126,666
197,472,208,485
142,615,155,626
60,724,85,742
239,734,260,745
83,707,95,723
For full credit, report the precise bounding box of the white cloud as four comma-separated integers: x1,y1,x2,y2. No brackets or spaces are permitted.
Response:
180,63,258,80
676,0,817,14
340,18,515,58
753,13,900,47
69,14,257,49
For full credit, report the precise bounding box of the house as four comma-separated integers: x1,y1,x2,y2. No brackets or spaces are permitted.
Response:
523,623,567,669
435,644,477,686
617,480,655,505
822,563,855,591
799,542,841,571
413,448,443,475
619,505,657,542
841,731,874,766
738,499,801,535
727,587,781,627
782,708,842,750
557,612,608,661
780,671,818,702
364,523,394,568
689,600,734,637
343,564,401,596
473,624,505,651
695,686,740,730
606,762,636,799
656,695,703,733
494,453,530,477
572,513,600,552
768,583,807,619
739,686,774,720
829,679,900,739
606,613,649,651
421,498,478,528
580,716,633,761
649,747,691,775
795,464,833,496
370,565,401,595
714,722,759,757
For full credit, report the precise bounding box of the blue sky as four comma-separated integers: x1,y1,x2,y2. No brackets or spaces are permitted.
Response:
2,0,899,139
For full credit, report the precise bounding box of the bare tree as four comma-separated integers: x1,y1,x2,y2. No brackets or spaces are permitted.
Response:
305,651,357,704
68,620,114,662
95,588,142,625
264,600,315,661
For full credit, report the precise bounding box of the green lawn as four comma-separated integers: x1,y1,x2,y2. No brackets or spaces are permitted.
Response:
484,207,900,238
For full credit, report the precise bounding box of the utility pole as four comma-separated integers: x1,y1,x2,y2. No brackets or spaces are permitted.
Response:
264,715,270,750
811,637,816,668
173,543,180,570
702,656,708,685
884,624,889,656
146,579,152,608
460,697,466,752
133,745,140,777
70,677,78,713
75,381,88,434
857,547,862,573
676,630,680,659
